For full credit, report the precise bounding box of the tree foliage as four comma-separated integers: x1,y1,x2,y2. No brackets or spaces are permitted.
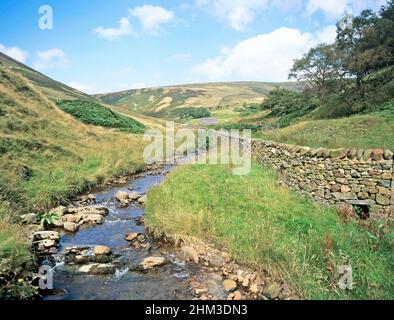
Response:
287,1,394,119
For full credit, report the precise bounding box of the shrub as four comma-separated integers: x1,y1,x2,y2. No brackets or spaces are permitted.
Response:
57,100,145,133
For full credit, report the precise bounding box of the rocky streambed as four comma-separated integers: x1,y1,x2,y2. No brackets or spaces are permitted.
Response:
28,162,297,301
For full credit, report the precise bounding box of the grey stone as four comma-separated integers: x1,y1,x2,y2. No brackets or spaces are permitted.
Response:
332,192,358,200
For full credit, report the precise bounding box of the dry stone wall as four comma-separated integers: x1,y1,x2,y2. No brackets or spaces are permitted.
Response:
251,140,393,219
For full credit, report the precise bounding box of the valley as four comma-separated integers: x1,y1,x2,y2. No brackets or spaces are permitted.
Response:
0,1,393,301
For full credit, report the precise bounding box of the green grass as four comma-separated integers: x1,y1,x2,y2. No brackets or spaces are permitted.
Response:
57,100,145,133
146,164,394,300
253,111,394,149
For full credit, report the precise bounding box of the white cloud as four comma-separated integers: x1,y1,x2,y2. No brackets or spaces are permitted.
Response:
130,5,174,34
192,26,337,82
33,48,68,70
111,66,134,75
316,25,337,44
168,53,192,61
306,0,386,19
0,44,28,63
271,0,304,12
94,17,133,40
196,0,268,31
67,82,96,94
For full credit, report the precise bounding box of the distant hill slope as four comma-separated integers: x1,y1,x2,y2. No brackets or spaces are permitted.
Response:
0,52,89,100
94,82,303,118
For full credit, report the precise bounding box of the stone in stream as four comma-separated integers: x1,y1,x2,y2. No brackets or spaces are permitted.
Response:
93,246,111,256
133,216,145,226
65,246,113,265
125,232,139,242
128,192,142,201
180,246,199,264
138,195,147,205
63,222,79,233
78,263,116,275
223,279,237,292
140,257,166,270
116,191,129,203
67,206,109,216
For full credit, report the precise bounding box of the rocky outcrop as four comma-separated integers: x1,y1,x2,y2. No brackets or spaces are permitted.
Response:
53,206,108,232
78,263,116,275
116,191,146,207
65,246,113,265
32,231,60,254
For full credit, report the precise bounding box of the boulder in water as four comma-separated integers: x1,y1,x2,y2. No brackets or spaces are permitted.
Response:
63,222,79,233
140,257,166,270
93,246,111,256
116,191,129,203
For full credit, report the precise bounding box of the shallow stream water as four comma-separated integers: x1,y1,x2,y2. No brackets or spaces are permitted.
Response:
44,162,226,300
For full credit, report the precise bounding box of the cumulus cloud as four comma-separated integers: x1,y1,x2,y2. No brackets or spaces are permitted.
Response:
33,49,68,70
130,5,174,34
192,26,338,82
315,25,337,44
0,44,28,63
94,17,133,40
306,0,386,19
196,0,268,31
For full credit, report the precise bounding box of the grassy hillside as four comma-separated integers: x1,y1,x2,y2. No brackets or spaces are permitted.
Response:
0,59,147,270
253,110,394,150
94,82,303,119
57,100,145,133
146,164,394,300
0,53,88,100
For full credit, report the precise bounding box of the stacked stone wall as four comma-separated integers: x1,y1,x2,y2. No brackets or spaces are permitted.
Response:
252,140,393,218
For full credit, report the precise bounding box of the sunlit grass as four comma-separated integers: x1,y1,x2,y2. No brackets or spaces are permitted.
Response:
253,112,394,149
146,164,394,300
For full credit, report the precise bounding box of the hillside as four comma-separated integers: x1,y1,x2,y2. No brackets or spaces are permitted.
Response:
0,52,89,100
94,81,303,119
253,111,394,149
0,55,148,270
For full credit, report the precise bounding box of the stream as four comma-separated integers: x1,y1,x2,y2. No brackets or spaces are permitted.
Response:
42,161,227,300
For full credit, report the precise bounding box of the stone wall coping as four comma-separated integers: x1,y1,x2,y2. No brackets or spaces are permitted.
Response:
250,138,394,161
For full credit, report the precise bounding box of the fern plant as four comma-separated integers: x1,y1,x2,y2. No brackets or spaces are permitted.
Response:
37,211,60,229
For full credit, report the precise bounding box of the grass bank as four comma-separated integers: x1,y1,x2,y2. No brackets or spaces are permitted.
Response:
146,164,394,300
253,111,394,150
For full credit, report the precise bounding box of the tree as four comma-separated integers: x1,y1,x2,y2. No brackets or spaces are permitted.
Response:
289,44,343,102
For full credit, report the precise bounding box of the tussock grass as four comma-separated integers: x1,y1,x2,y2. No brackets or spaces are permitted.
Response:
146,164,394,300
0,214,30,269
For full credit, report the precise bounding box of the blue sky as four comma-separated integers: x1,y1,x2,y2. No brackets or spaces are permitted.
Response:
0,0,386,93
